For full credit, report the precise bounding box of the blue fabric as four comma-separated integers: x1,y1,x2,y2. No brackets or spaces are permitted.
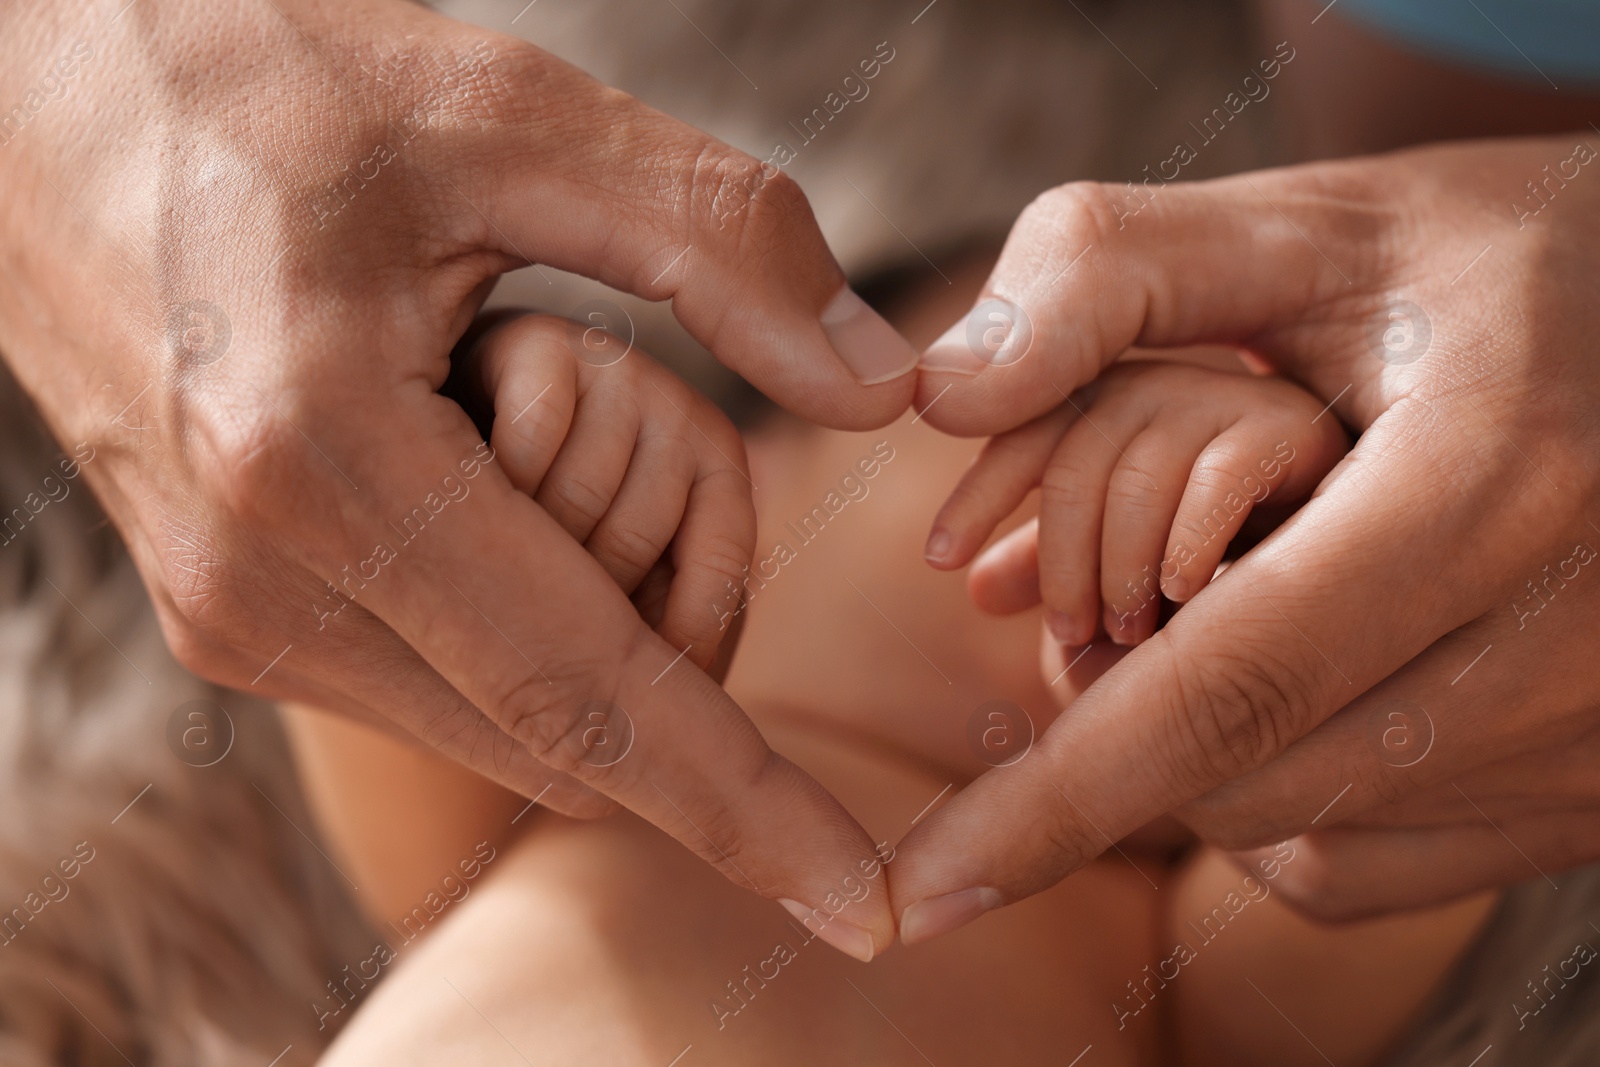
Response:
1335,0,1600,87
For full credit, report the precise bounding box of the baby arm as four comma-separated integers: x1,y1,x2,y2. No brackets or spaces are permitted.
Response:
926,360,1350,646
454,312,755,674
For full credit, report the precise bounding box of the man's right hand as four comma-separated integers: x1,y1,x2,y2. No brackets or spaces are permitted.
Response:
0,0,915,958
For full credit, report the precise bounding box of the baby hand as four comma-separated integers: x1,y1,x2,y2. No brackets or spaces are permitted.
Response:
453,312,755,674
925,359,1350,646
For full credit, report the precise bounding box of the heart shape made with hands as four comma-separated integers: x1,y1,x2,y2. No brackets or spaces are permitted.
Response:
441,132,1600,957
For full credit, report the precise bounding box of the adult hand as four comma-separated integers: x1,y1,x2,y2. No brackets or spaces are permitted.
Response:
893,134,1600,939
0,0,915,950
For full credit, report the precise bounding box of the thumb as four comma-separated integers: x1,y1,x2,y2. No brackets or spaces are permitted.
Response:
441,32,918,430
913,163,1388,435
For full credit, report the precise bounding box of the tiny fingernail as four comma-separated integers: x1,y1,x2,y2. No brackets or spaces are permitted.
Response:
925,528,953,564
899,886,1003,945
1046,610,1076,644
779,898,876,962
820,286,919,385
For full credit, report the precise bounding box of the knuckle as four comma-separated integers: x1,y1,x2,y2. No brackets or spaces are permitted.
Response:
1175,474,1252,540
1037,557,1090,611
201,404,312,525
155,527,248,658
1018,181,1125,250
1186,452,1251,496
545,474,612,531
1105,462,1162,515
302,36,528,240
1038,806,1103,874
495,632,641,780
716,147,806,229
163,566,229,639
691,145,813,272
1232,167,1389,284
1039,454,1097,511
413,34,539,136
592,521,667,578
686,527,756,589
676,795,754,884
1035,557,1084,606
1156,637,1315,791
1352,758,1409,809
495,411,563,485
496,675,593,771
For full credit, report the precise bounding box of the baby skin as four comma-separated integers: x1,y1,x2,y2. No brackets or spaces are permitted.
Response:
926,357,1351,648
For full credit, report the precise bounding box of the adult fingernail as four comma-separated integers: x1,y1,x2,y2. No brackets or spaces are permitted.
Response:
899,887,1003,945
925,528,953,564
820,286,919,385
920,298,1034,376
778,898,877,963
1046,611,1076,644
918,318,988,377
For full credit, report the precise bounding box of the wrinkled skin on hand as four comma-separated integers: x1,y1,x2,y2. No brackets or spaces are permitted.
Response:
893,134,1600,940
0,0,915,955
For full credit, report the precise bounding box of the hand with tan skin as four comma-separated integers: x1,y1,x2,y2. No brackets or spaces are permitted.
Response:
0,0,918,953
892,133,1600,943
